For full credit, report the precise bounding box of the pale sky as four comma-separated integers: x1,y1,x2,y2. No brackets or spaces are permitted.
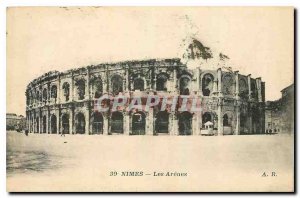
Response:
7,7,294,116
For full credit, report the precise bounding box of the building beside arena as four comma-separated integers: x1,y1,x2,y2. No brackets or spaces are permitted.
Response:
25,39,265,136
6,113,26,131
265,84,294,135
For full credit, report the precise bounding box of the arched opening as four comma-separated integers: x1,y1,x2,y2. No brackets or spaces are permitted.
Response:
178,111,193,135
62,114,70,134
93,78,103,98
156,74,168,91
62,82,70,101
75,79,85,100
179,76,190,95
42,115,47,133
133,78,144,91
202,74,214,96
223,113,233,135
36,90,40,103
222,74,234,95
92,112,103,134
42,88,47,103
50,114,57,134
239,79,248,99
75,113,85,134
132,112,146,135
35,117,39,133
155,111,169,133
240,114,247,134
51,85,57,99
251,80,258,100
111,111,123,133
202,112,213,127
223,114,229,127
111,75,123,95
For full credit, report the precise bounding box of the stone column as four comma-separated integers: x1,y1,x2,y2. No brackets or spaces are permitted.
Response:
103,115,108,135
39,112,42,134
217,98,223,136
86,69,90,100
247,74,252,100
172,113,178,136
196,67,201,95
70,107,74,134
235,102,240,135
58,75,61,104
125,68,128,92
153,75,156,91
192,113,199,135
256,77,262,102
71,73,74,102
58,109,61,134
147,108,154,135
173,68,178,94
212,80,218,95
47,83,50,105
235,71,239,99
217,68,222,96
124,112,130,135
47,108,50,134
85,106,90,135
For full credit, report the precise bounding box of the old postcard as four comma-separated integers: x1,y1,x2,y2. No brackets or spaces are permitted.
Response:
6,7,294,192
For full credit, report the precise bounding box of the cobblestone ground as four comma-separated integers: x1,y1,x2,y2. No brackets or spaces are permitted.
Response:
6,131,294,192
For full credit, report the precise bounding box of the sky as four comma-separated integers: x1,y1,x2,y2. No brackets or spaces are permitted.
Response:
7,7,294,116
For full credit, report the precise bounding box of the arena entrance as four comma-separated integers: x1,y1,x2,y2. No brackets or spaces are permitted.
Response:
178,112,193,135
223,113,233,135
75,113,85,134
111,111,123,134
62,114,70,134
131,112,146,135
42,116,47,133
92,112,103,134
50,115,57,134
155,111,169,134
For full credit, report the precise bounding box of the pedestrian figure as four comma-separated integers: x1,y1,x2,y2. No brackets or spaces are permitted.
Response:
61,130,65,137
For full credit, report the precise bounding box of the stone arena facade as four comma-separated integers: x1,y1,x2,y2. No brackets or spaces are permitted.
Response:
25,58,265,136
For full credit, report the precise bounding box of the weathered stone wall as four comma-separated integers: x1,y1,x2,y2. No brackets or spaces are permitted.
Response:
25,58,265,135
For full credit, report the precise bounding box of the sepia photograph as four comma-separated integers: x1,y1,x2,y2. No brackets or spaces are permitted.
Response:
6,6,294,192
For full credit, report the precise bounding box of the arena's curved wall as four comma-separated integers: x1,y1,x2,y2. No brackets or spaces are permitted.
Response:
25,58,265,135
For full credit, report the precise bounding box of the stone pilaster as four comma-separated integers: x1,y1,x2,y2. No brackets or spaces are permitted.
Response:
47,108,50,134
147,108,154,135
103,115,108,135
70,107,74,134
247,74,252,100
256,77,262,102
235,102,240,135
173,68,177,94
217,98,223,136
85,106,90,135
57,109,61,134
192,113,199,135
57,75,61,104
86,69,90,100
171,113,178,136
234,71,239,99
217,68,223,97
124,112,130,135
